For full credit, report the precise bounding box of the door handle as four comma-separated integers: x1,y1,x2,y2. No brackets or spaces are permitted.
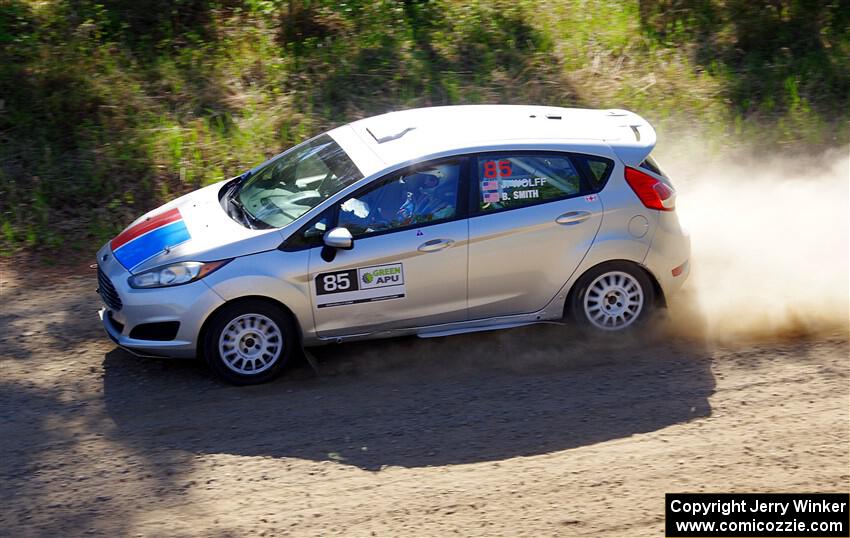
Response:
555,211,591,225
418,238,455,252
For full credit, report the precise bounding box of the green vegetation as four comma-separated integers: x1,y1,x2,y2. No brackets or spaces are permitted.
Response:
2,0,848,257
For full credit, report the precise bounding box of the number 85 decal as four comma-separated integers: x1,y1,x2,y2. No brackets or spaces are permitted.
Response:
323,273,350,291
316,269,359,295
483,160,512,178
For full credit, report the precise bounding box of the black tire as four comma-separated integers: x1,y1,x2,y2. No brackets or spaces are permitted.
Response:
203,299,295,385
568,261,656,332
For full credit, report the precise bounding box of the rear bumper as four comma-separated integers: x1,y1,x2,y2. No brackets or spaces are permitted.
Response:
643,211,691,300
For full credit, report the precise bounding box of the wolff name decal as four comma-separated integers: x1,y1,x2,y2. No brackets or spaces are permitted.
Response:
315,263,405,308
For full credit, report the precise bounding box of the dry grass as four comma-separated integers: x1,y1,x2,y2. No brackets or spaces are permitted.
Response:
1,0,847,260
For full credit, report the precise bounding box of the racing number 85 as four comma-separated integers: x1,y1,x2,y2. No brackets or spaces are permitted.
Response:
322,273,350,292
316,269,360,295
483,160,512,178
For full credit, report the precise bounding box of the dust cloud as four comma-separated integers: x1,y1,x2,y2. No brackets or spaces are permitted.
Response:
657,143,849,342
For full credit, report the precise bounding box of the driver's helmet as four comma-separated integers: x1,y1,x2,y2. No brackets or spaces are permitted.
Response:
406,173,440,194
399,173,440,220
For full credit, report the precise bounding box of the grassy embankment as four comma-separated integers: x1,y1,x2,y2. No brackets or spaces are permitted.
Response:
1,0,847,260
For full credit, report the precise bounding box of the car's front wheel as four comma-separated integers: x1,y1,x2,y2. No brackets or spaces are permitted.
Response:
569,261,655,332
203,299,294,385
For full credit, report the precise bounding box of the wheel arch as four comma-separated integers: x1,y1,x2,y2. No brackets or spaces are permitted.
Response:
564,259,666,316
197,295,304,360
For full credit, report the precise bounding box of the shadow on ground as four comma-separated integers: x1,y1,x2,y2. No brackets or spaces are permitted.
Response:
102,324,715,471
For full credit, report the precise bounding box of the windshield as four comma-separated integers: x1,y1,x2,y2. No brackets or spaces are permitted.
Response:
234,135,363,228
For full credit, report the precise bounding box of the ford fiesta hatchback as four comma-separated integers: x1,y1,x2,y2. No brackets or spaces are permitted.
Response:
96,105,690,384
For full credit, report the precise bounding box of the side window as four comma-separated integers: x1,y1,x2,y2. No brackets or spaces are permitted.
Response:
476,154,581,213
338,162,462,237
574,155,615,191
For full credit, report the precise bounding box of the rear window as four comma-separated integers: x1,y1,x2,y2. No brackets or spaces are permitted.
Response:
638,155,675,188
639,155,664,176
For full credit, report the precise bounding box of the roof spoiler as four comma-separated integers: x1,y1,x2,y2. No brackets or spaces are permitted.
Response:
603,109,657,167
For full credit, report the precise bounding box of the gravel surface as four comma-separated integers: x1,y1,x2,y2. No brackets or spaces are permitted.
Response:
1,266,848,537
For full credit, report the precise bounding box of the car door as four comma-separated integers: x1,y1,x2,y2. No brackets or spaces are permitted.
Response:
306,158,469,337
467,152,608,319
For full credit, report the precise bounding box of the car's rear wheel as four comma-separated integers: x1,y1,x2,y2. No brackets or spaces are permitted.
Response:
203,299,294,385
569,261,655,332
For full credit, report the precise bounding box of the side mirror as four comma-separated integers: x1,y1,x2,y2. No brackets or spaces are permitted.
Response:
323,227,354,250
321,227,353,263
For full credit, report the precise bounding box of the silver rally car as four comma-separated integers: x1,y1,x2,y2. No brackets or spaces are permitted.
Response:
97,105,690,384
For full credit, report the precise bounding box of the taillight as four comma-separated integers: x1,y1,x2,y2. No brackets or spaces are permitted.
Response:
624,167,675,211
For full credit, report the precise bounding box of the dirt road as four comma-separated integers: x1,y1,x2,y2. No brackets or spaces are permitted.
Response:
1,268,848,537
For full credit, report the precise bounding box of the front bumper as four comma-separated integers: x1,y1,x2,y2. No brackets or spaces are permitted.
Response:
95,245,225,358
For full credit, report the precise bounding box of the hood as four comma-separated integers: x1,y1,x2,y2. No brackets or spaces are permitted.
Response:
109,181,284,273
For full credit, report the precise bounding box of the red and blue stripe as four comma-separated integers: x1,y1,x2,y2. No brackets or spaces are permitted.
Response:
111,208,191,270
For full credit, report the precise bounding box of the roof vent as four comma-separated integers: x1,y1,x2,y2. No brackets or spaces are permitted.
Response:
366,126,416,144
545,114,562,120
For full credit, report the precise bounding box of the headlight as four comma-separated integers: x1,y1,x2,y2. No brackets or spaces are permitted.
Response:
128,260,232,289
